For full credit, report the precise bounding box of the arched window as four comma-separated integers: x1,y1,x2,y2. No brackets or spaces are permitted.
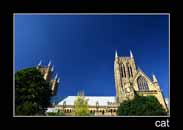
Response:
130,66,133,77
120,65,123,77
137,76,149,91
110,109,112,113
122,64,126,77
144,81,149,90
102,110,105,115
127,63,131,77
128,66,130,77
120,63,126,78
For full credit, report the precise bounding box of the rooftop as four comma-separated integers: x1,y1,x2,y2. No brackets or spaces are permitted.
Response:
57,96,116,106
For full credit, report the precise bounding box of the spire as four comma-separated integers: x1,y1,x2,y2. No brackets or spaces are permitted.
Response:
57,78,60,83
48,60,51,66
152,74,158,83
130,50,133,58
54,73,58,80
51,65,54,72
115,50,118,58
38,60,42,66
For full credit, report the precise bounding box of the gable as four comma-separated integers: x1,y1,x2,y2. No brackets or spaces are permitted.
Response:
132,69,156,91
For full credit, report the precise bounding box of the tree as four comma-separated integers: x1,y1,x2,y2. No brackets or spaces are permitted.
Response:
117,95,167,116
73,95,90,116
15,67,52,115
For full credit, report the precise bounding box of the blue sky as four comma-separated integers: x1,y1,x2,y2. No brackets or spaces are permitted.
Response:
15,14,169,102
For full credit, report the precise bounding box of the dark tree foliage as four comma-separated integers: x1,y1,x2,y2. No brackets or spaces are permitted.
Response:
117,95,167,116
15,67,51,115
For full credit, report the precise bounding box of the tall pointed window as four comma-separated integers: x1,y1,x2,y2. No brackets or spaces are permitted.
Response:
120,65,123,77
129,66,131,77
137,76,149,91
127,63,131,77
130,66,133,77
121,63,126,78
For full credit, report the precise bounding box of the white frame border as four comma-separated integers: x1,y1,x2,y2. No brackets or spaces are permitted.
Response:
13,13,170,117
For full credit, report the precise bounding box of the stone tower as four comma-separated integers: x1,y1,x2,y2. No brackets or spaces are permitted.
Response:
36,60,60,95
114,50,168,112
114,50,137,103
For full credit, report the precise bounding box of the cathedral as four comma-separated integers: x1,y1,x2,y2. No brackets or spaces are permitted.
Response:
114,50,168,112
47,51,168,116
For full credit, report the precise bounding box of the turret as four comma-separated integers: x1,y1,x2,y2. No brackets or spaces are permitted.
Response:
36,60,42,69
54,73,58,80
115,50,118,58
48,60,51,67
51,65,54,72
152,74,158,83
152,74,161,91
57,78,60,83
130,50,133,58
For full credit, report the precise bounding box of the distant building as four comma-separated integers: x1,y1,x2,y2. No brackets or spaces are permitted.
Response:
36,60,60,96
56,96,118,116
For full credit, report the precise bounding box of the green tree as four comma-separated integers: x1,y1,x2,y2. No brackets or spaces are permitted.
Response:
117,96,167,116
15,67,52,115
73,95,90,116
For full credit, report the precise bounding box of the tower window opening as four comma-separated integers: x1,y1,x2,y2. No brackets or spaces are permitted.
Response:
127,63,131,77
120,65,123,77
130,66,133,77
122,64,126,77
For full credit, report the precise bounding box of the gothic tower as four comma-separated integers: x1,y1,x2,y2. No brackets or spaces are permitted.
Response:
36,60,53,81
36,60,60,96
114,50,168,112
114,50,137,103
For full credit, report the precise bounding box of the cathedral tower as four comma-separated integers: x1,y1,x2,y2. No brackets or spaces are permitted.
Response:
36,60,60,96
114,50,168,111
114,50,137,103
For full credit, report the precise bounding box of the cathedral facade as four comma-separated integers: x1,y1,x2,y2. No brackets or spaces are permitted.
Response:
114,50,168,112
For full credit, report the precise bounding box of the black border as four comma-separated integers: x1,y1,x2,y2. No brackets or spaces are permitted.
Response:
1,0,178,129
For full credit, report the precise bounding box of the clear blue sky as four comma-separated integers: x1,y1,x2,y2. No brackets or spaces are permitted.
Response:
15,14,169,102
